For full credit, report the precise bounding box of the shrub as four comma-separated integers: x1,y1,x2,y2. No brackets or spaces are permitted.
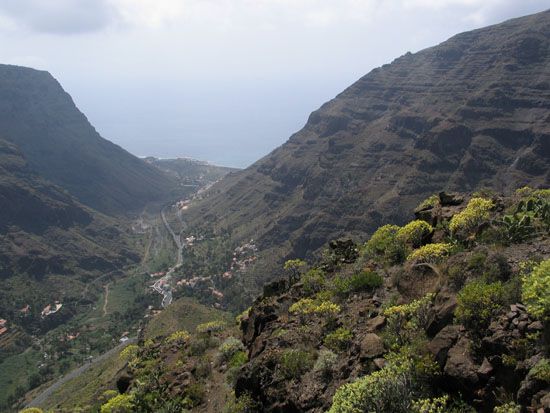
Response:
196,320,226,334
455,280,506,332
493,402,521,413
289,298,341,317
407,243,453,264
365,224,406,264
328,348,437,413
19,409,44,413
100,394,135,413
467,251,487,271
383,294,434,348
235,307,251,324
449,197,494,236
397,220,433,248
416,194,439,211
119,344,139,361
223,392,257,413
166,330,191,344
284,259,307,284
411,395,449,413
324,328,353,352
183,383,205,407
302,268,327,295
218,337,245,362
278,349,315,379
522,259,550,320
229,351,248,368
314,349,338,378
530,358,550,382
333,270,383,296
226,351,248,386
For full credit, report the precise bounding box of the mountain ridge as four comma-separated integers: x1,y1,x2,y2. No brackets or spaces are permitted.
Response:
0,64,178,215
181,9,550,300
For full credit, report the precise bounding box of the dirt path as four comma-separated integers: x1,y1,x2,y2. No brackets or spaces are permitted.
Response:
102,283,111,317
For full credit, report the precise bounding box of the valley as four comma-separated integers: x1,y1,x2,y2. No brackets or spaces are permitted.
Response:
1,7,550,413
0,157,237,412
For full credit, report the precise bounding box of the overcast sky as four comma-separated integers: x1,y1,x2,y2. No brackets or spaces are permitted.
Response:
0,0,548,167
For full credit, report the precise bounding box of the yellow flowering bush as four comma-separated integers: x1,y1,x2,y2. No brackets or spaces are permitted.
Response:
397,220,433,247
196,320,226,334
522,259,550,320
412,395,449,413
449,197,494,235
365,224,406,264
383,294,434,347
493,402,521,413
328,348,437,413
289,298,341,316
416,194,439,211
119,344,139,361
406,243,453,263
100,394,135,413
166,330,191,344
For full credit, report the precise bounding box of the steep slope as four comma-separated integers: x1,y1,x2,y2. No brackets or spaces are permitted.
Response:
0,138,139,311
0,64,177,214
182,10,550,294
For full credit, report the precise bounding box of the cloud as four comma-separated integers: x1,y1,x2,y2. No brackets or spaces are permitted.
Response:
0,0,115,34
0,0,546,36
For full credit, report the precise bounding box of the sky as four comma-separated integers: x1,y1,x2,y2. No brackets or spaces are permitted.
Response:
0,1,548,168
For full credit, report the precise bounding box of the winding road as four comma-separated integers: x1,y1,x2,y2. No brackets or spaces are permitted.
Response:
151,206,187,307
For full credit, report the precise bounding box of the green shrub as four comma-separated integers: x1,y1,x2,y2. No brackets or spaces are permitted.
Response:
365,224,406,264
229,351,248,368
119,344,139,361
183,383,205,407
493,402,521,413
278,349,315,379
166,330,191,344
289,298,341,317
383,294,434,348
416,194,439,211
328,348,437,413
314,349,338,378
100,394,135,413
196,320,226,334
407,243,453,264
333,270,383,296
235,307,251,324
226,351,248,385
218,337,245,362
449,197,494,236
455,280,506,332
302,268,327,295
467,251,487,271
522,259,550,320
411,395,449,413
324,328,353,352
530,358,550,382
19,409,44,413
223,392,257,413
397,220,433,248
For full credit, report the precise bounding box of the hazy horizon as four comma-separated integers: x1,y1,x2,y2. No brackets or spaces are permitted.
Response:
1,0,548,168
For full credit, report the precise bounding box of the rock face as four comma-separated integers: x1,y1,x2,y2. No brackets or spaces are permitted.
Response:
183,10,550,297
0,64,177,214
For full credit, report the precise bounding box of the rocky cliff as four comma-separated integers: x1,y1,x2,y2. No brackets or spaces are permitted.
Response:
182,10,550,300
